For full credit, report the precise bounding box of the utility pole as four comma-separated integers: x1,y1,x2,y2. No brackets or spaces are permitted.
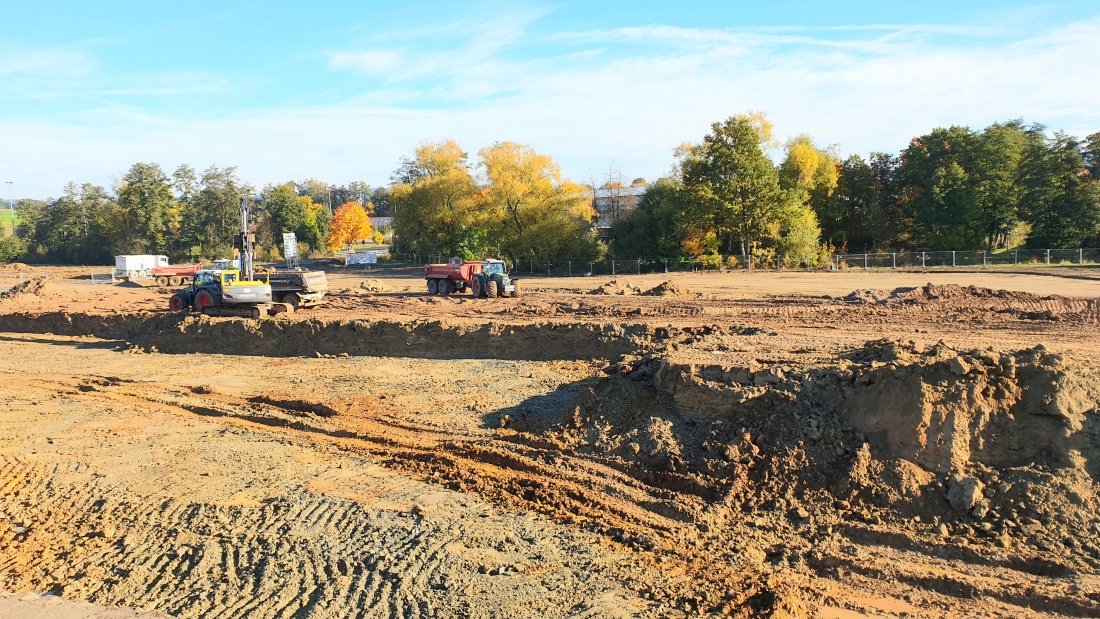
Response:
4,182,13,236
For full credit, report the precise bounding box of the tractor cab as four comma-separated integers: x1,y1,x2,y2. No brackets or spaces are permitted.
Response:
483,260,506,275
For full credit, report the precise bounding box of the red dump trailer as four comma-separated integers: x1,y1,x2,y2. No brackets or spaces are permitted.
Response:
424,260,483,295
153,264,202,287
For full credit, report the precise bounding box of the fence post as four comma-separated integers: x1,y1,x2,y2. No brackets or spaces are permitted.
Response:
982,251,986,267
636,259,641,274
664,258,668,273
1014,250,1018,266
1080,249,1084,265
611,260,615,276
568,261,571,276
952,251,956,267
864,253,868,269
892,253,896,269
921,252,926,268
1046,249,1050,265
589,262,593,275
547,261,550,275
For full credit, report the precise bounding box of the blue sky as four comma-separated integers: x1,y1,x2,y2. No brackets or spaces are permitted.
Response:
2,1,1099,198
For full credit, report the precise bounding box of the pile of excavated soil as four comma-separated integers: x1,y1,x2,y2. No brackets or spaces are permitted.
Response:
356,278,391,293
0,263,30,272
510,340,1100,569
0,276,64,302
841,288,895,304
641,280,694,297
589,279,642,295
844,283,1051,306
333,279,393,295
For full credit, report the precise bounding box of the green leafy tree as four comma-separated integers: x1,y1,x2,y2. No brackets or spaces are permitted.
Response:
195,166,251,258
260,183,309,253
113,163,178,254
610,178,690,258
32,183,116,264
681,114,783,269
897,126,982,249
1020,131,1100,248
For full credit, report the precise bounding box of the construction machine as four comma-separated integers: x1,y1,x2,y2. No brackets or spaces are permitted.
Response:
169,198,293,318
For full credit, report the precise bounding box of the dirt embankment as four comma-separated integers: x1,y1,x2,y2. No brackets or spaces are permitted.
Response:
499,340,1100,614
0,311,672,361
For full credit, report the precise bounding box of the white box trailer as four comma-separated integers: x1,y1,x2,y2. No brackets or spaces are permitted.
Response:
115,255,169,279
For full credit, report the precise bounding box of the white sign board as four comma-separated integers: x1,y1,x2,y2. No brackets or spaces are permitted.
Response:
345,252,378,265
282,232,298,258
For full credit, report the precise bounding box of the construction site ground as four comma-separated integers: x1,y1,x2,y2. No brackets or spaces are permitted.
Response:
1,262,1099,618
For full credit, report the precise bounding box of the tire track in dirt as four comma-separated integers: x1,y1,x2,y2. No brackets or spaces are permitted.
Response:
0,377,656,618
51,374,698,543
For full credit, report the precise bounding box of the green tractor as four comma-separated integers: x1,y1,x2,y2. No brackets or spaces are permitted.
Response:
470,259,520,298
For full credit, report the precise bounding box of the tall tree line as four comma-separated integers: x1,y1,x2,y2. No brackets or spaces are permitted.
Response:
5,163,376,264
610,118,1100,261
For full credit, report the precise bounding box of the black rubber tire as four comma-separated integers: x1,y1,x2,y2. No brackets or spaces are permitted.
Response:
487,280,499,299
427,279,438,295
511,282,521,298
169,295,188,312
438,279,451,296
156,276,169,287
195,290,215,311
472,279,482,298
169,276,182,287
284,292,301,311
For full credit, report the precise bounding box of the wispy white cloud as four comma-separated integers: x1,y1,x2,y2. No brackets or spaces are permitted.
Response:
3,13,1100,198
0,47,99,78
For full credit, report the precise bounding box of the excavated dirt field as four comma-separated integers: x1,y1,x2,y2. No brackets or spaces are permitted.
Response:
1,265,1100,618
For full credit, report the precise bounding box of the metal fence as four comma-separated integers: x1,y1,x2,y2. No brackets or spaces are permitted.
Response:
372,249,1099,276
834,249,1100,270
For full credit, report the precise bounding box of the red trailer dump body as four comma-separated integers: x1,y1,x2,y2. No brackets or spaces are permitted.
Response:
153,264,202,287
424,260,483,295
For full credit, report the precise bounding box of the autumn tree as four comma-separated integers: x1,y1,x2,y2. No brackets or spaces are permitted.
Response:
326,201,373,252
777,135,835,265
391,140,481,258
477,141,604,261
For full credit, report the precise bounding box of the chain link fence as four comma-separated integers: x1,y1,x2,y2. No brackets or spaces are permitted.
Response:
375,249,1099,277
834,249,1099,270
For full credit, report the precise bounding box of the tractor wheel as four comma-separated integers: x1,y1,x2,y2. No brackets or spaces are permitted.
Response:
472,279,482,298
195,290,215,311
438,279,451,296
427,279,439,295
511,282,521,298
283,292,301,311
487,280,499,298
156,276,169,287
169,294,188,313
169,276,182,287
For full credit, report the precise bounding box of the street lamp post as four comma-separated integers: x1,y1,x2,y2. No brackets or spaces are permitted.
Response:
4,182,12,236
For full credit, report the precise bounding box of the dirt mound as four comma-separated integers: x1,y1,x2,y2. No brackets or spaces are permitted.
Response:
641,280,693,297
893,283,1047,304
0,276,63,302
589,279,641,295
509,340,1100,569
841,288,895,304
356,278,390,293
844,283,1054,306
0,262,30,272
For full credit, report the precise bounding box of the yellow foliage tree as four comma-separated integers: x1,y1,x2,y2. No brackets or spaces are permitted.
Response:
477,141,603,260
326,201,372,252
